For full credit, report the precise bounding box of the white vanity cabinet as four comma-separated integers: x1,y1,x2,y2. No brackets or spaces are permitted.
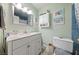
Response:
13,45,28,55
7,32,42,55
28,38,41,55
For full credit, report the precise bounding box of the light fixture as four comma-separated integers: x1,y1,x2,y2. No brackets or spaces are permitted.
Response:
15,3,22,9
13,3,33,14
23,7,28,13
27,10,32,14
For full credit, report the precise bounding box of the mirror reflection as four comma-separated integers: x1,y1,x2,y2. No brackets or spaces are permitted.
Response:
12,3,33,25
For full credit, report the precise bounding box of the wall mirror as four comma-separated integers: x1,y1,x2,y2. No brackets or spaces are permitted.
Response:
12,3,33,26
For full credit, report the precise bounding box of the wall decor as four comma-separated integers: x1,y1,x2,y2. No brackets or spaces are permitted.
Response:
53,8,65,24
12,4,33,26
39,13,49,28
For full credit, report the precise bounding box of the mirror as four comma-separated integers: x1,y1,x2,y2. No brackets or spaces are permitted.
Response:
12,3,33,26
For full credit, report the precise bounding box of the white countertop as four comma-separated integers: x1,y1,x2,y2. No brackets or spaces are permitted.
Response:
7,32,41,42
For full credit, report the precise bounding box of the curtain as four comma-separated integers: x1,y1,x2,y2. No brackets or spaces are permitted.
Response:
72,4,79,42
75,4,79,28
72,4,79,54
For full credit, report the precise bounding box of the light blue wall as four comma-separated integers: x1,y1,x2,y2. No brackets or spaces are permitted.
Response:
2,3,39,33
0,3,39,54
38,3,72,46
0,29,4,54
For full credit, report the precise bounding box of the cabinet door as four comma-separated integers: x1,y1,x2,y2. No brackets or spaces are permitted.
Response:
34,39,41,55
13,37,27,50
8,41,13,55
13,45,28,55
28,39,41,55
28,40,36,55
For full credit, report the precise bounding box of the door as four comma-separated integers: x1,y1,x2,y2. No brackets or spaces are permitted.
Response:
28,40,36,55
34,39,41,55
28,39,41,55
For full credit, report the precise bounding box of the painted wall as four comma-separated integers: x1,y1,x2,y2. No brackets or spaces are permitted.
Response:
0,3,72,53
0,3,39,54
0,29,3,54
38,3,72,46
2,3,39,33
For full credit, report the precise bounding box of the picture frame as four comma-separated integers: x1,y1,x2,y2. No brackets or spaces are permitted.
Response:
53,8,65,24
39,13,50,28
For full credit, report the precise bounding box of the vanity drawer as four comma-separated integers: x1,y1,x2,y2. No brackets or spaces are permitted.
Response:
13,45,27,55
30,34,42,41
13,37,28,50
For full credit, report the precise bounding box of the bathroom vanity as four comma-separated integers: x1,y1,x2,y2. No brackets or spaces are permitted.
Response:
7,32,42,55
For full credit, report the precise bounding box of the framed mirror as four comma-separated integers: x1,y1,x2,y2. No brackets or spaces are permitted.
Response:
12,3,33,26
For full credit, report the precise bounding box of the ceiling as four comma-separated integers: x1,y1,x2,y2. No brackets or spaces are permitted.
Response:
32,3,50,10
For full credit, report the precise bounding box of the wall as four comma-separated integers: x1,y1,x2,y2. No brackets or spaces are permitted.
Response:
38,3,72,46
0,29,4,54
0,3,39,54
0,3,72,53
2,3,39,33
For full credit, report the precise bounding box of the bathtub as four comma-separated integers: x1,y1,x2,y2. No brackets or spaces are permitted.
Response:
53,37,73,53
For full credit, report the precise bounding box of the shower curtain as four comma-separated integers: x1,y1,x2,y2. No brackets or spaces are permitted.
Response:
72,4,79,54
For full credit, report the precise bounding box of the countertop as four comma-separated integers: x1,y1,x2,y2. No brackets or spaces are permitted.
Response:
7,32,41,42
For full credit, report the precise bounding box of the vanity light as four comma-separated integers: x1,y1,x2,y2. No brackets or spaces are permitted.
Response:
23,7,28,13
15,3,22,9
23,7,33,14
27,10,32,14
13,3,33,14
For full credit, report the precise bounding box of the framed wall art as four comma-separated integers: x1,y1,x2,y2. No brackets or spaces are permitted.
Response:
53,8,65,24
39,13,49,28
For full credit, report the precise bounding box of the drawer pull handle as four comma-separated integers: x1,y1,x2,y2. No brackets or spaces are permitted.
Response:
27,45,30,48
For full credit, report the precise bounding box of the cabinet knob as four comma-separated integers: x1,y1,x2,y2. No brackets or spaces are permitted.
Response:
27,45,30,48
